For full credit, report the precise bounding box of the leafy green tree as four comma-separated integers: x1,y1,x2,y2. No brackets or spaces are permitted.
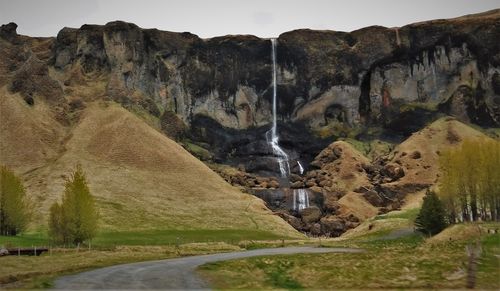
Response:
48,202,65,243
439,138,500,222
0,165,31,236
49,165,98,244
415,189,448,236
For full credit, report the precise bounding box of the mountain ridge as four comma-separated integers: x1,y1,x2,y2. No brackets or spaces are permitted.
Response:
1,9,499,236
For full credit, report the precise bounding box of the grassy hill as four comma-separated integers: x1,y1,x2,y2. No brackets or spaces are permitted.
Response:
0,89,301,238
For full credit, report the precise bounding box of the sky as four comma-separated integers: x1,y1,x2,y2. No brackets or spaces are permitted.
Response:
0,0,498,38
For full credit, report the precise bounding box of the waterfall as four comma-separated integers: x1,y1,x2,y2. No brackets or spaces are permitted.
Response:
297,161,304,175
267,38,309,211
267,38,290,178
293,189,310,211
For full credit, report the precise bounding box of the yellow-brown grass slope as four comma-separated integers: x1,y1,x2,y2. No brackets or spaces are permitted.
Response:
0,91,300,237
383,117,489,196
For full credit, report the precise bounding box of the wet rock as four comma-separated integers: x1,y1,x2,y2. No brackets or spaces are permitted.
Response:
290,181,304,189
290,173,302,183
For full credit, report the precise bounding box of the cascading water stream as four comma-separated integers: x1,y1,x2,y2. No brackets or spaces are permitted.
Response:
267,38,309,211
297,161,304,175
293,189,310,211
267,38,290,178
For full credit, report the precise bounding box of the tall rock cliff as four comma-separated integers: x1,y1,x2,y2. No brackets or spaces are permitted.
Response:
1,10,499,176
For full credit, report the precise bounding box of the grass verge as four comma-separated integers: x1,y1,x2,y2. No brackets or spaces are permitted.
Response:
198,222,500,289
0,229,293,248
0,229,298,289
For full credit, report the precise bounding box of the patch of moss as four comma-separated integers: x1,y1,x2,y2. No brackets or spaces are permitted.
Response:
342,138,394,160
182,141,213,161
399,102,438,113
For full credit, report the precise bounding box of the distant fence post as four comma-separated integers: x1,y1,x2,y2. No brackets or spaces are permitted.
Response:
466,241,482,289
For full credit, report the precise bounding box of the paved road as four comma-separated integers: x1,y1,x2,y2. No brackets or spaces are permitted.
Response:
53,246,363,289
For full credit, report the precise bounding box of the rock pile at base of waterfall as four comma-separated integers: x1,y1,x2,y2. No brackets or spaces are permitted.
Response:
210,164,281,189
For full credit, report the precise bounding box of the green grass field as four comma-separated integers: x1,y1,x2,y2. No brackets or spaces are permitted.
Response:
0,229,293,248
2,208,499,290
0,228,299,288
198,219,500,289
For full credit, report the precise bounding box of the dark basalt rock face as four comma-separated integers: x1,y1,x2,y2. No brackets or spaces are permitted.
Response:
190,114,331,175
1,10,499,177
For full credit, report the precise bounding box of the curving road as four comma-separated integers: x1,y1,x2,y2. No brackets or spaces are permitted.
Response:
53,246,363,289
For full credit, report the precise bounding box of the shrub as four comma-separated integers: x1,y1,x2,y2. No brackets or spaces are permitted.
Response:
415,189,448,236
49,165,98,244
0,165,31,235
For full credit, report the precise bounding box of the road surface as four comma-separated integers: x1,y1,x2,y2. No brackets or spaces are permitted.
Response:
54,246,363,289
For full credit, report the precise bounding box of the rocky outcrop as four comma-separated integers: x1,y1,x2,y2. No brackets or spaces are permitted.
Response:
308,141,372,192
1,11,499,178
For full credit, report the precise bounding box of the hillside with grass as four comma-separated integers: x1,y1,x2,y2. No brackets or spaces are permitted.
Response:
0,89,300,238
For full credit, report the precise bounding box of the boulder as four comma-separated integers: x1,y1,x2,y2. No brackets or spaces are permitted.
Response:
310,223,322,236
363,190,384,207
410,151,422,159
0,247,9,256
323,193,340,213
305,179,317,188
382,163,405,181
290,173,302,183
345,221,360,229
320,215,346,235
267,179,280,189
300,206,322,224
290,181,304,189
306,170,318,179
318,178,332,187
309,186,323,193
276,211,303,230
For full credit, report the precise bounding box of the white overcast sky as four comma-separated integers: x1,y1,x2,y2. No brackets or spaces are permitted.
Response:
0,0,498,38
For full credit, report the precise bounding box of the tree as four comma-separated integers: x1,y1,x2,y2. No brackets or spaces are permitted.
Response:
49,165,98,244
415,189,448,236
439,138,500,222
48,203,65,243
0,165,31,235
